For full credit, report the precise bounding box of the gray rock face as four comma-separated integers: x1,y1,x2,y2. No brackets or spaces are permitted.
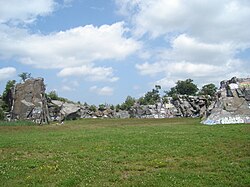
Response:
11,78,49,124
128,95,214,119
202,77,250,125
48,100,82,121
8,76,249,125
114,111,130,118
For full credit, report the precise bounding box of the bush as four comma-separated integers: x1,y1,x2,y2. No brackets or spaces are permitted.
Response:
89,105,97,112
199,83,217,97
98,104,106,111
139,85,161,105
110,105,115,110
115,104,121,112
120,96,135,110
0,108,4,120
47,91,59,100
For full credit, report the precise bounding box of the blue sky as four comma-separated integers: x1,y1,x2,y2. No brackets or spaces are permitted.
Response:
0,0,250,105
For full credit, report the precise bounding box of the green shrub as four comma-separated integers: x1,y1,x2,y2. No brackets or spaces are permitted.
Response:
0,107,4,120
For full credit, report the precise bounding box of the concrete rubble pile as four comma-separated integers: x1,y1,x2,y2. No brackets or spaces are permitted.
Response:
202,77,250,125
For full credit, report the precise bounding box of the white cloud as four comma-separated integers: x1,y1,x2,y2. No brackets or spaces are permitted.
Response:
154,77,176,89
58,65,119,82
137,61,227,77
164,34,234,64
117,0,250,88
0,22,140,82
90,86,114,96
60,79,79,92
62,85,73,91
0,67,16,81
0,22,140,69
0,0,56,24
117,0,250,45
136,34,249,88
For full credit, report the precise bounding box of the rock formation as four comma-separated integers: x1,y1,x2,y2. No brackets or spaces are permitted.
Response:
128,95,214,119
4,76,249,125
202,77,250,124
11,78,50,124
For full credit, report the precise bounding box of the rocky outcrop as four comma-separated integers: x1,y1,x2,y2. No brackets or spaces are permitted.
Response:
45,95,214,120
128,95,214,119
6,76,249,125
11,78,50,124
48,100,82,121
202,77,250,125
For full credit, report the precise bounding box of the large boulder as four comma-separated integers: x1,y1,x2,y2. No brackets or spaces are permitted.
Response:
11,78,49,124
48,100,81,121
114,111,130,118
202,77,250,125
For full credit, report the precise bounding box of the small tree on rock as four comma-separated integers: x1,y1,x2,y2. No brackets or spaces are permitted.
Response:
47,90,59,100
139,85,161,105
18,72,31,82
120,96,136,110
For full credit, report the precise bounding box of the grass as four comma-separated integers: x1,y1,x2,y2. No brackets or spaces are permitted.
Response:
0,118,249,186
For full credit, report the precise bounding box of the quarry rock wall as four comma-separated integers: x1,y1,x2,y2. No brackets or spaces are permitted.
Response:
6,77,250,125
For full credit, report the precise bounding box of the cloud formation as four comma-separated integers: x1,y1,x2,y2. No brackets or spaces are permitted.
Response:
0,22,140,83
117,0,250,44
116,0,250,88
0,67,16,81
0,22,140,69
90,86,114,96
0,0,55,24
58,65,119,82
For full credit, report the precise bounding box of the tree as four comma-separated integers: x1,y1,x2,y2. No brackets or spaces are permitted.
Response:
98,104,106,111
120,96,136,110
165,87,177,97
2,80,16,112
47,90,59,100
139,85,161,105
110,105,115,110
167,79,198,96
89,105,97,112
18,72,31,82
115,104,121,112
199,83,217,96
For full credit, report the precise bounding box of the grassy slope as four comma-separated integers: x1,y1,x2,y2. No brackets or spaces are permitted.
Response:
0,118,249,187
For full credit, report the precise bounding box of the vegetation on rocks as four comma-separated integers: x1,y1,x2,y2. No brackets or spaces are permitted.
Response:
198,83,217,97
166,79,198,96
139,85,161,105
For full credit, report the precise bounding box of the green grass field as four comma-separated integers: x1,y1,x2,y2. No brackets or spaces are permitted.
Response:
0,118,249,187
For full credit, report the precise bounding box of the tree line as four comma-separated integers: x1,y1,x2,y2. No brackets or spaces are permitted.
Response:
117,79,217,111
